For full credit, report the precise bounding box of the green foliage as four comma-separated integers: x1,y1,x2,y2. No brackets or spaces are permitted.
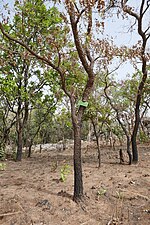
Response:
12,0,67,61
139,131,149,143
14,0,62,33
0,7,61,150
0,163,6,171
97,187,107,196
0,74,17,101
60,164,71,182
112,125,124,139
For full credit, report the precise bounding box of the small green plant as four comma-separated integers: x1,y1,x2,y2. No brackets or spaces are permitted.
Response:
139,131,149,143
97,187,107,196
0,163,6,171
60,164,71,182
116,190,123,199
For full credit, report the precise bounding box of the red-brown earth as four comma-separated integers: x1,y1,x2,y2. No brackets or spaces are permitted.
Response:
0,142,150,225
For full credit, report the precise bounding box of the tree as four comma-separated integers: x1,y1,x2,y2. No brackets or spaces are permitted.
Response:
26,95,57,157
121,0,150,163
0,36,51,160
0,0,112,201
84,77,113,167
103,73,134,164
0,86,17,158
0,0,67,161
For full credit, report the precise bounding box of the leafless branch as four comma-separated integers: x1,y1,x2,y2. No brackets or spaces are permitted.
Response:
146,33,150,41
144,26,150,35
141,0,150,16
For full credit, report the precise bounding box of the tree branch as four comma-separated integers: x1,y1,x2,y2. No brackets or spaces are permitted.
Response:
0,22,62,73
0,22,71,99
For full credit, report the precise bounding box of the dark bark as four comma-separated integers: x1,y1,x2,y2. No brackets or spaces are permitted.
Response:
131,67,147,163
131,134,138,163
119,149,124,164
16,82,23,161
16,123,23,161
131,70,147,163
73,123,84,202
127,136,132,165
16,99,28,160
91,119,101,167
40,144,42,153
28,143,32,158
68,2,95,201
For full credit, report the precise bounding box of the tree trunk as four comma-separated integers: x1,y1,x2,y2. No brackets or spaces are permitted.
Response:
131,131,138,163
121,0,149,164
28,143,32,158
91,119,101,167
131,98,140,163
96,134,101,167
127,136,132,165
73,123,84,202
16,124,23,161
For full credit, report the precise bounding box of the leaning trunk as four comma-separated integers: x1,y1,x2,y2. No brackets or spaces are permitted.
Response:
73,122,84,202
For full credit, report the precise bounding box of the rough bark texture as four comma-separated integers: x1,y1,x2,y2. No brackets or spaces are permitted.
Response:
91,119,101,167
127,136,132,165
131,64,147,163
28,143,32,158
73,123,84,201
16,122,23,161
119,149,124,164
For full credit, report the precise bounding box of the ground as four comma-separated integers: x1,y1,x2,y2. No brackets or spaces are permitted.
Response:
0,142,150,225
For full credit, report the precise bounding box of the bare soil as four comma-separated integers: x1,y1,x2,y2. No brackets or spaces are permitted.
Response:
0,143,150,225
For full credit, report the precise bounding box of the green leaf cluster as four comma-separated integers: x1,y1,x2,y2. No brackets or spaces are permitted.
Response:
0,163,6,171
60,164,71,182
